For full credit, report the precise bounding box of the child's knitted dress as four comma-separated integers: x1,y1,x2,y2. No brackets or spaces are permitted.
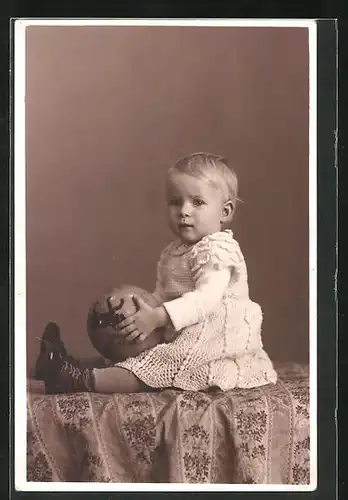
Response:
116,230,277,391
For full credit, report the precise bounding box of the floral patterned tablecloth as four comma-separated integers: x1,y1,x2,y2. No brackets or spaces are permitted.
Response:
27,363,310,484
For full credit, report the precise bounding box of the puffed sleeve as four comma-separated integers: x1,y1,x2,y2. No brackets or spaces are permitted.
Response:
190,230,242,278
163,232,241,331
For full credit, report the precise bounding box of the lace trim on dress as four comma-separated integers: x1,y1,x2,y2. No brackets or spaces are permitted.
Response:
190,230,242,274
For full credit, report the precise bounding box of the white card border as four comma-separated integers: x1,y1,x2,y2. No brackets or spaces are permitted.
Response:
13,18,318,492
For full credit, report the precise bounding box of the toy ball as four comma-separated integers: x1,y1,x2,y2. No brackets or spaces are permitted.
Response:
87,284,163,362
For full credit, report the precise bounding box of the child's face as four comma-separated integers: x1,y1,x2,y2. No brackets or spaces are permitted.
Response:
167,173,227,244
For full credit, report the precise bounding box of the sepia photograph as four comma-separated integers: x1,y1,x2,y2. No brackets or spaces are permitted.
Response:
15,19,317,491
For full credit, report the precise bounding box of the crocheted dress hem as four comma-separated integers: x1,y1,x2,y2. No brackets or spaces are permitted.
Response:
115,353,278,392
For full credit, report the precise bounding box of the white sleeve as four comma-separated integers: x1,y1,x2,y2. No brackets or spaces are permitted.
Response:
163,268,231,331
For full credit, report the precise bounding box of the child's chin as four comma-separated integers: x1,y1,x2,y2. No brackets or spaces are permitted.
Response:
172,227,201,244
179,234,201,245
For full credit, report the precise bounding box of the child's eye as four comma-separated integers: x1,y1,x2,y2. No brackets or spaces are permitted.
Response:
193,198,205,206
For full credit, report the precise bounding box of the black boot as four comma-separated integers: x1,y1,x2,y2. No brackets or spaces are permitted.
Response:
35,322,95,394
35,322,66,380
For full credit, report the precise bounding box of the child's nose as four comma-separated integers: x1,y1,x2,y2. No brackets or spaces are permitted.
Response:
180,201,192,216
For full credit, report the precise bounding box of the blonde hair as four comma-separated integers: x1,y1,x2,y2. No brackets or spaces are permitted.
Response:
167,152,239,208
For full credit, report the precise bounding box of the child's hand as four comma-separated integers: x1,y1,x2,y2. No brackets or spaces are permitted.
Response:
117,295,169,344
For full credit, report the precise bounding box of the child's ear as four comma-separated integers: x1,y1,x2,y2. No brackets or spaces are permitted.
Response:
221,200,234,223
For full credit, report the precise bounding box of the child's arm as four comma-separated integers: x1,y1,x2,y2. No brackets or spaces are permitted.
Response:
162,267,231,332
163,232,241,332
116,296,170,344
116,268,231,343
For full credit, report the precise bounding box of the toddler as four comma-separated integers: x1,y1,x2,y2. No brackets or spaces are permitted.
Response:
35,153,277,394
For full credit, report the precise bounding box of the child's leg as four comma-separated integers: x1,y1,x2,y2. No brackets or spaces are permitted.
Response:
34,322,108,379
78,356,113,369
34,322,154,394
93,366,154,393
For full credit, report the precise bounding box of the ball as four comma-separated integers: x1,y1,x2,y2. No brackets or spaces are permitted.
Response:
87,284,163,362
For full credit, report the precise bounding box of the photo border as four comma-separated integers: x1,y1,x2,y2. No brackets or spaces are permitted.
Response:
8,17,337,498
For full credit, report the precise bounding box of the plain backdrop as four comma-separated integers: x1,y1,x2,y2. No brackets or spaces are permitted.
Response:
24,25,310,371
